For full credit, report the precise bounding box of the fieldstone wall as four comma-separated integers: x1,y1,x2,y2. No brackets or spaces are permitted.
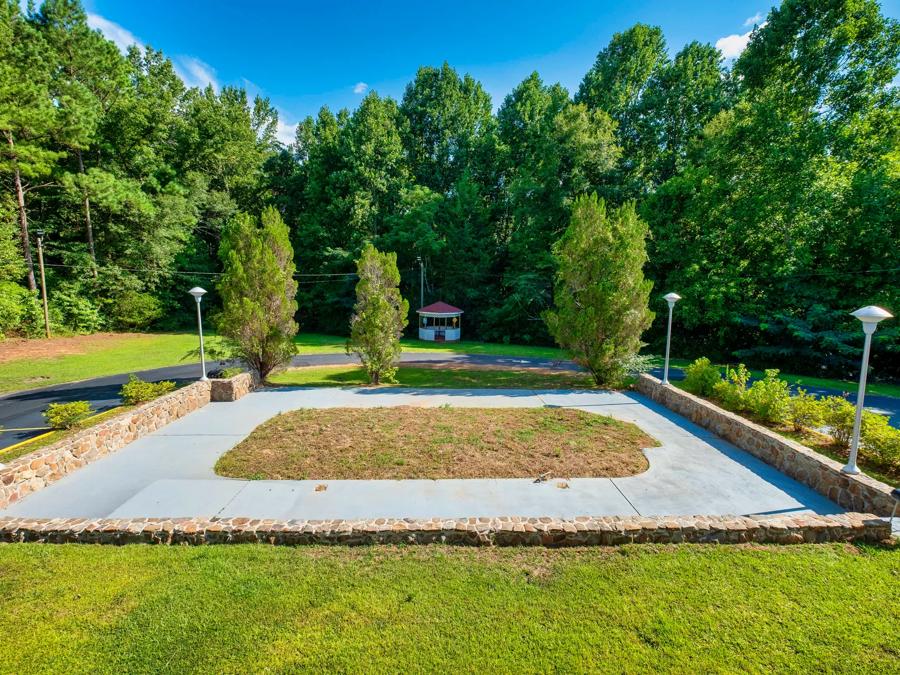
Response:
635,374,897,516
0,380,212,510
210,372,257,402
0,513,888,546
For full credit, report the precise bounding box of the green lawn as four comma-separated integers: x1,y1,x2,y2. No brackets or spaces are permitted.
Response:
0,543,896,672
0,332,565,395
268,365,596,389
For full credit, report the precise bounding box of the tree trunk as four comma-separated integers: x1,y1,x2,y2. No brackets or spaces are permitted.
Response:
7,132,37,291
77,149,97,275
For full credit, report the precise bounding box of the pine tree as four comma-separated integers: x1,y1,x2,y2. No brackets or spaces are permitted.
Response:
347,244,409,384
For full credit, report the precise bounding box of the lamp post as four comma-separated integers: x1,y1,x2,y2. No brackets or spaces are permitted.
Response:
842,305,893,475
662,292,681,385
416,255,424,309
188,287,208,382
35,230,50,338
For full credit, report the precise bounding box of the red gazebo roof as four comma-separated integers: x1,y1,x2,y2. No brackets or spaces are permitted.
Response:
416,301,463,315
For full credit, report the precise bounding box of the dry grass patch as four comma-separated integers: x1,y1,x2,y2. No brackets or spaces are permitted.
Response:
215,406,657,480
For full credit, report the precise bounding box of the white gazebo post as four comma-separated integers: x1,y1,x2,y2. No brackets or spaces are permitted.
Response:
662,292,682,385
188,287,209,382
842,305,893,475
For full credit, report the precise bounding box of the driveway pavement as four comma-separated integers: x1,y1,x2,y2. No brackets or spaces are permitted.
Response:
1,387,841,521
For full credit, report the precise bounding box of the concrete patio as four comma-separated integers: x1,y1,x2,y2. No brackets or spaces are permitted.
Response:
0,387,842,520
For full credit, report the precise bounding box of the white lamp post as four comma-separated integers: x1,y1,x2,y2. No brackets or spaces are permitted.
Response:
842,305,893,474
188,287,209,382
662,292,682,385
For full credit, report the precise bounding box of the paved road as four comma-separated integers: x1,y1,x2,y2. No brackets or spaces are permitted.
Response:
0,353,581,449
0,387,840,520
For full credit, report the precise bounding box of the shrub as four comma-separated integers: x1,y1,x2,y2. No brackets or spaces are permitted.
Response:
744,369,791,424
219,367,244,378
861,413,900,469
119,375,176,405
789,388,825,432
821,395,856,447
110,291,163,330
682,357,721,396
712,363,751,411
44,401,94,429
0,281,43,338
49,288,103,333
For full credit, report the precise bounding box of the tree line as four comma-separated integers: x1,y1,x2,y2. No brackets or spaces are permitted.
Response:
2,0,898,378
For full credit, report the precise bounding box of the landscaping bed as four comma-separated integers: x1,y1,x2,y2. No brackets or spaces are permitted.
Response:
268,364,596,389
215,406,656,480
0,543,896,672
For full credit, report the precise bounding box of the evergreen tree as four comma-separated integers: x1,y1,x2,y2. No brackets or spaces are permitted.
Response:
217,207,298,380
544,194,654,385
347,244,409,384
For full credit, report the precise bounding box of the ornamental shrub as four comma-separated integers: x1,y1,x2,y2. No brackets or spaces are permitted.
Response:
119,375,176,405
744,369,791,424
821,395,856,447
861,413,900,469
682,357,721,396
712,363,751,411
788,388,825,432
44,401,94,429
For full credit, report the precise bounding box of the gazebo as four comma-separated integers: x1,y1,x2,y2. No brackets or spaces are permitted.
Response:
416,301,463,342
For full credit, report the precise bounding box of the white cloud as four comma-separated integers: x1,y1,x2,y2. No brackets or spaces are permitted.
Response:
87,12,143,52
174,56,219,92
353,82,368,94
276,119,297,146
716,22,766,59
744,12,764,27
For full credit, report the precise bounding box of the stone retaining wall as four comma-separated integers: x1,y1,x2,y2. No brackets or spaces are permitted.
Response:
210,372,257,402
635,374,897,516
0,380,212,510
0,513,888,546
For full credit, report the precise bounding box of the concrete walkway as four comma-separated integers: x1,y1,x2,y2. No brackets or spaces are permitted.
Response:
1,387,841,520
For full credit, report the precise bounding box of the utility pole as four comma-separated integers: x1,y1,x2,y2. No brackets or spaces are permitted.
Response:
416,255,424,309
35,230,50,339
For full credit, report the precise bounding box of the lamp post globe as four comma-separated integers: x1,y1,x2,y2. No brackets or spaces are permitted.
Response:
188,287,209,381
843,305,893,474
662,292,682,385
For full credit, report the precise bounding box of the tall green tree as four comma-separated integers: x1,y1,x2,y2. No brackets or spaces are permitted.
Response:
576,23,668,199
0,0,62,290
544,194,654,385
217,207,298,380
400,63,493,194
347,244,409,384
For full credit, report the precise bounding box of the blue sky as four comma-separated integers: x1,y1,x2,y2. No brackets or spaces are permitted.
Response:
82,0,900,143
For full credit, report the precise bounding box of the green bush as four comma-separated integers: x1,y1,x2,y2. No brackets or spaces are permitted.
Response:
744,369,791,424
49,288,103,333
682,357,721,396
43,401,94,429
821,395,856,448
219,367,244,378
861,413,900,469
0,281,43,338
712,363,750,411
119,375,176,405
789,388,825,432
109,291,163,330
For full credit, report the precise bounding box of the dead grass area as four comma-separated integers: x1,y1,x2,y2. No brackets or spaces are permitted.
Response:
215,406,658,480
0,332,148,363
